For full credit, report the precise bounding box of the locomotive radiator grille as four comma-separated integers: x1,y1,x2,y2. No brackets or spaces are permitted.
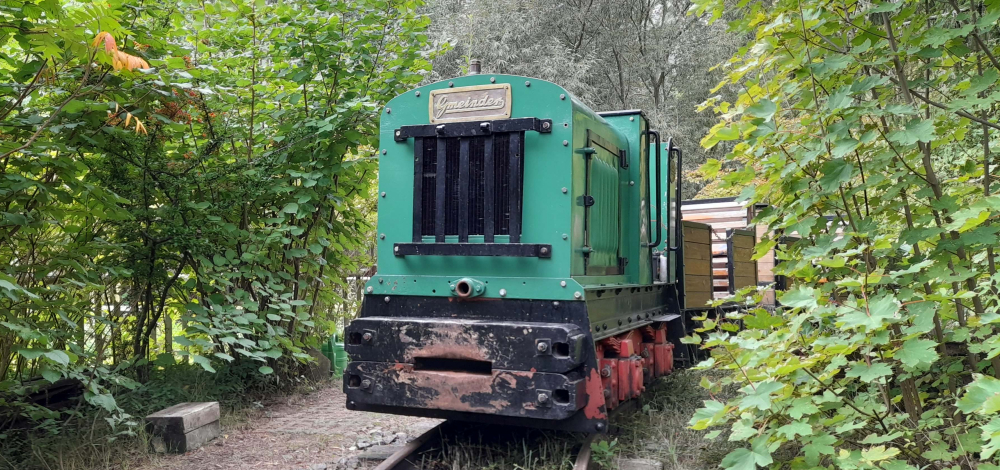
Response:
413,133,524,243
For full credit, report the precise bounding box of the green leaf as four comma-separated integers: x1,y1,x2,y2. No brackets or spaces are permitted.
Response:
192,354,216,373
86,392,118,412
16,348,45,360
840,294,899,330
777,420,812,439
887,119,935,146
779,286,818,309
958,374,1000,414
896,338,938,370
845,362,893,382
690,400,729,430
861,445,901,463
259,366,274,374
803,433,836,465
720,438,772,470
40,367,61,384
747,99,776,121
282,203,299,214
818,158,855,190
701,159,722,179
214,352,235,362
44,350,70,366
739,381,784,411
825,87,853,111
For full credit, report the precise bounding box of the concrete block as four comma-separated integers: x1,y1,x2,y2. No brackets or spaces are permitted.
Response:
615,458,663,470
146,402,221,453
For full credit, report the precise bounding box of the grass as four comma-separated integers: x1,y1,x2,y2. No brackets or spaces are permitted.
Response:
413,424,586,470
612,369,742,470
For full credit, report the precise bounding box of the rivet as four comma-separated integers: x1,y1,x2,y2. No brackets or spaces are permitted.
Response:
379,278,384,283
366,286,373,293
384,296,390,303
629,116,634,121
386,107,391,114
540,247,549,255
602,323,607,329
560,94,565,100
379,233,385,239
574,291,582,299
562,234,568,240
349,401,356,407
563,140,569,146
490,77,496,83
525,81,531,87
596,423,605,431
561,187,567,193
499,289,507,297
449,81,454,87
415,91,421,97
560,281,567,287
395,130,401,136
553,301,560,308
618,319,623,326
542,121,551,130
363,332,373,341
380,191,386,197
381,149,387,155
629,181,634,186
394,246,399,252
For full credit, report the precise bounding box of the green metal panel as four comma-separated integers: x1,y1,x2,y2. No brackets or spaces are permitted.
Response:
600,113,652,287
584,143,621,275
365,75,655,300
649,141,676,283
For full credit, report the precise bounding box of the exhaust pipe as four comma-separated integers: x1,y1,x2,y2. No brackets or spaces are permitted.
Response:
453,278,485,298
469,59,482,75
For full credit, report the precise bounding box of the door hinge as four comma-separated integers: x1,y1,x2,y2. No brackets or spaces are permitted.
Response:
579,195,595,207
619,149,629,168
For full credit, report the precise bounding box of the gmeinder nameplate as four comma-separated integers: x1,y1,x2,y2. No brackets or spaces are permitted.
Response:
429,84,512,123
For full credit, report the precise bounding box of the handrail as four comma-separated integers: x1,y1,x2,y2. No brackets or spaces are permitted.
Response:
645,130,662,248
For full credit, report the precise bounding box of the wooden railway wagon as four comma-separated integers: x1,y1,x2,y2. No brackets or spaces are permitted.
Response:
344,73,768,433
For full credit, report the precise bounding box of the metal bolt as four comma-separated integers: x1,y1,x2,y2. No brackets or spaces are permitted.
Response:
379,278,384,283
386,108,391,114
561,187,567,193
629,181,634,186
538,392,549,403
560,94,566,100
499,289,507,297
379,234,385,240
618,319,623,326
604,389,611,398
380,191,386,197
394,246,399,252
602,323,607,330
537,342,548,353
415,91,421,97
361,379,372,389
560,281,567,287
642,350,650,358
553,301,560,308
563,140,569,146
490,77,496,83
381,149,387,155
596,423,605,432
366,286,373,293
363,332,373,341
395,130,401,137
628,317,633,323
540,247,549,255
574,291,582,299
542,121,551,130
525,81,531,87
384,296,390,303
449,81,454,87
601,366,612,378
629,116,634,121
349,400,356,407
562,234,568,240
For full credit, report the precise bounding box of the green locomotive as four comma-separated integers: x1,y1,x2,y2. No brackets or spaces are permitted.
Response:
344,73,692,433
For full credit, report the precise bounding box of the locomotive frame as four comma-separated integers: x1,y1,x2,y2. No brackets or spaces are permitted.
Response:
343,74,754,433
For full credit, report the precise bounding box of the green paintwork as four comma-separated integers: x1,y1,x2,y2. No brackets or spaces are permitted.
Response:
366,75,659,300
649,141,677,283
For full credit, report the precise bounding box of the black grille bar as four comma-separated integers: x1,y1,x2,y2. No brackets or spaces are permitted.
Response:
395,118,551,142
458,138,470,242
394,243,551,258
435,138,446,242
508,132,523,243
412,137,424,242
484,134,495,243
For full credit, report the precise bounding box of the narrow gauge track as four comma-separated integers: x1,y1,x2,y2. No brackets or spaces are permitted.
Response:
373,401,642,470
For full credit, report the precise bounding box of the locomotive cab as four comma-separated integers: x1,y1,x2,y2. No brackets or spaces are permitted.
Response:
344,74,686,433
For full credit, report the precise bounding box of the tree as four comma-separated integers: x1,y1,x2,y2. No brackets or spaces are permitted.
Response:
689,0,1000,465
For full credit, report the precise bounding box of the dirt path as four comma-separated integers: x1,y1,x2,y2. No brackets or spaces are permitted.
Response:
141,385,439,470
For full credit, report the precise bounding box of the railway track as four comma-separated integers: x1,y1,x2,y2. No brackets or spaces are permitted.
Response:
372,400,641,470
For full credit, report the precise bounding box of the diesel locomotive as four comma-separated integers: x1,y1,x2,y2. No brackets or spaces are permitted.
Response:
344,72,703,434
